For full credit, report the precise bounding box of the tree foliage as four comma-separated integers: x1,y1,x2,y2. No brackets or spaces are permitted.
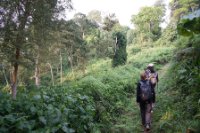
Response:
112,32,127,67
177,10,200,36
87,10,102,25
169,0,200,21
0,0,72,98
131,5,165,44
1,0,200,131
102,13,119,31
127,29,136,45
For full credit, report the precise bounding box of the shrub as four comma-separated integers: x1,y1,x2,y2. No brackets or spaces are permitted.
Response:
0,88,95,133
112,32,127,67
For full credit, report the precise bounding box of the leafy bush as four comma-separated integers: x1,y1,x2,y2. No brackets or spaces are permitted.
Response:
0,39,178,132
70,65,140,132
0,88,95,133
131,47,141,54
129,46,174,69
112,32,127,67
152,35,200,132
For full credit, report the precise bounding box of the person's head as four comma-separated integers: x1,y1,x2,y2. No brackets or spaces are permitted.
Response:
147,63,154,68
147,63,155,72
140,72,147,80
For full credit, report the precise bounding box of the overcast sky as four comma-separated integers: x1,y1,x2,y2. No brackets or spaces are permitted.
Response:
66,0,170,28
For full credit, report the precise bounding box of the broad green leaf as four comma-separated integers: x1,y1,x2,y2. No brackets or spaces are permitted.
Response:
39,116,47,125
33,95,41,100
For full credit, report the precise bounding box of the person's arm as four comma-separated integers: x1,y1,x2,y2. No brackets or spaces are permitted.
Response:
150,82,155,103
156,72,159,82
136,82,140,103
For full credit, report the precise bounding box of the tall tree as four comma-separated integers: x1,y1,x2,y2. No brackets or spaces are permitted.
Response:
159,0,200,46
1,0,34,99
96,31,115,58
103,13,119,31
127,29,136,45
73,13,98,39
60,20,86,73
29,1,54,87
170,0,200,22
0,0,72,99
87,10,102,25
112,32,127,67
131,6,165,44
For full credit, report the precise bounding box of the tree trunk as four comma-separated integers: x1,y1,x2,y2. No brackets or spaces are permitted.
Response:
114,37,117,54
68,56,74,78
149,21,151,33
35,56,40,87
9,70,12,86
60,52,63,84
47,63,54,86
57,67,59,74
68,56,73,70
148,21,152,43
81,57,86,74
10,1,31,99
82,32,85,39
11,48,20,100
140,33,143,44
2,65,9,86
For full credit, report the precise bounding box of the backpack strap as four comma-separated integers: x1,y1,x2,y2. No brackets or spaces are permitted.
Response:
140,80,150,86
150,72,158,78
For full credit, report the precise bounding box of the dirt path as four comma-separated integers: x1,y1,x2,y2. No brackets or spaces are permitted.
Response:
143,63,171,133
117,63,171,133
149,63,171,133
158,63,170,79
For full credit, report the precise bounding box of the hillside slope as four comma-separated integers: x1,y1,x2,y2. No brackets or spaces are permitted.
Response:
0,45,175,133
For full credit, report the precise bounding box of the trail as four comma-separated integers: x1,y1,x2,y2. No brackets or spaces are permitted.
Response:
118,63,171,133
156,63,171,93
158,63,170,79
149,63,171,133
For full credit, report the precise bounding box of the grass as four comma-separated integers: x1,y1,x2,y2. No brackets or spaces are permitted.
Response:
57,44,175,132
0,44,177,133
149,62,200,133
62,44,175,83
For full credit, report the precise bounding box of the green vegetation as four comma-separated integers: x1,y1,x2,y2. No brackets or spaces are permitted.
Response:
0,45,174,132
0,88,94,132
112,32,127,67
0,0,199,132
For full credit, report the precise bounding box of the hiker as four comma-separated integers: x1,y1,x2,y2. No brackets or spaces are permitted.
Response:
145,63,159,88
136,72,155,131
145,63,158,109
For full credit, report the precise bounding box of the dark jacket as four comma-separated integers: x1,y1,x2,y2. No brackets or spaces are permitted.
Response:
136,79,155,103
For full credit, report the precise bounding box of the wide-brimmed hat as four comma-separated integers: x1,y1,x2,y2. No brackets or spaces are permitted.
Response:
148,63,154,67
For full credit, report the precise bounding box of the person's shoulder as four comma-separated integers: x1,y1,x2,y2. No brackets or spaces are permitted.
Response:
138,80,143,84
145,69,150,72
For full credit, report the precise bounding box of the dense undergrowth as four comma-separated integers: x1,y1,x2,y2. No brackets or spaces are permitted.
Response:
0,45,174,133
152,36,200,133
1,41,199,133
1,40,199,133
0,88,94,133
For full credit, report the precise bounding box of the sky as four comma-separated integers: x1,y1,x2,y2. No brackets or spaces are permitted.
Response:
66,0,170,28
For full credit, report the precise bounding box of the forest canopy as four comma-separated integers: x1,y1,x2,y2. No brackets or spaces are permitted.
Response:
0,0,200,132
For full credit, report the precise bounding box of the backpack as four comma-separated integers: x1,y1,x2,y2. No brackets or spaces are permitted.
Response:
140,80,152,102
149,73,157,85
145,69,151,78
